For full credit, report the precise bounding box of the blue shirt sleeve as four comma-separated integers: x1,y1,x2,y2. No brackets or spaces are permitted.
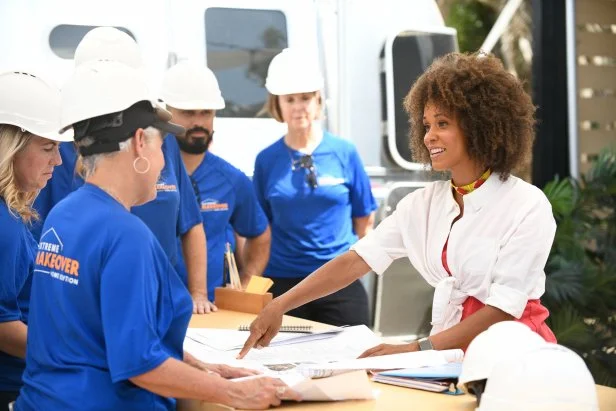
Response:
175,147,202,236
100,233,170,382
347,147,378,218
231,172,268,238
0,228,21,323
253,153,272,221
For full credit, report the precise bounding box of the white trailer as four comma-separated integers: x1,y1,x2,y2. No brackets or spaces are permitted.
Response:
0,0,459,338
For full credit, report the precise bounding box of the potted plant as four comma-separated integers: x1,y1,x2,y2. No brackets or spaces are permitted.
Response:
542,147,616,386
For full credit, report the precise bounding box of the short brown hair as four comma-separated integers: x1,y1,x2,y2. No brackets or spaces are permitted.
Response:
404,52,535,179
264,92,322,123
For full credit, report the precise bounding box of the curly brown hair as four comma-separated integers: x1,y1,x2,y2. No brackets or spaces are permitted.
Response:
404,52,535,180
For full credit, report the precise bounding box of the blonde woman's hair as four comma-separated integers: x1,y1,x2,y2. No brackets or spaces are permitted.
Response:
0,125,38,223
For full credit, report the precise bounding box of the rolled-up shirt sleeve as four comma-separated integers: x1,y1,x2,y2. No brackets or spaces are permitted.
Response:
486,196,557,318
351,208,408,275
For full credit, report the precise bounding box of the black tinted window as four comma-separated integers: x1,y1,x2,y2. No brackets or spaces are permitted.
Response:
205,8,288,118
390,32,457,163
49,25,136,59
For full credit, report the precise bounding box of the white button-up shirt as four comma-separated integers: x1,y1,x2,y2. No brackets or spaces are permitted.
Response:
351,173,556,335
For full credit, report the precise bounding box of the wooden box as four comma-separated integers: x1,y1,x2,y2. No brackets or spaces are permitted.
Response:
214,287,272,314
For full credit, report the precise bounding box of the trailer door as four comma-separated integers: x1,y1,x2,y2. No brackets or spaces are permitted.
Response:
381,28,458,170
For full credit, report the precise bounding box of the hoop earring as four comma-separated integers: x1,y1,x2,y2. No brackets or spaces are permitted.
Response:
133,156,151,174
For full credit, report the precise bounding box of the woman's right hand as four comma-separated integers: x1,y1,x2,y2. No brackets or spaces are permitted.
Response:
237,302,284,359
226,376,301,409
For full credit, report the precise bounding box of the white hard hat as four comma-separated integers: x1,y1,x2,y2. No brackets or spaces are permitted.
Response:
74,26,143,69
458,321,546,385
478,344,599,411
60,60,182,137
0,70,73,141
265,48,324,95
161,61,225,110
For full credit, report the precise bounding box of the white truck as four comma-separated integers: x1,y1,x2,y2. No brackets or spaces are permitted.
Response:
0,0,458,338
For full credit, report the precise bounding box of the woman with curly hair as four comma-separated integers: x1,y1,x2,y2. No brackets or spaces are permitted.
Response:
0,70,72,408
238,52,557,358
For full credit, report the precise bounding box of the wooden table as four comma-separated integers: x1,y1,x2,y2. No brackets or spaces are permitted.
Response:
181,310,616,411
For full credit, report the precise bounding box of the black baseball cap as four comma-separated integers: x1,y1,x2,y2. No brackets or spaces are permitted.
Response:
73,100,185,156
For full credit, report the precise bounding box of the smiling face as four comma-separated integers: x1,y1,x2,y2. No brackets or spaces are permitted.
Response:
13,134,62,192
422,103,483,183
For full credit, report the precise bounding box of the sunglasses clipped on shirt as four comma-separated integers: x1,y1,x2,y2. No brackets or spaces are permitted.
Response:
190,176,202,204
292,154,318,189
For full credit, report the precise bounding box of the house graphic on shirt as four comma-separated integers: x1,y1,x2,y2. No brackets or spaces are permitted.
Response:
35,226,80,284
39,227,63,253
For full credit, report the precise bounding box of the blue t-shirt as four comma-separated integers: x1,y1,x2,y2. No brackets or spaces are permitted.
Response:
253,132,377,278
132,137,202,268
0,200,37,391
32,138,202,269
16,184,192,411
176,153,268,300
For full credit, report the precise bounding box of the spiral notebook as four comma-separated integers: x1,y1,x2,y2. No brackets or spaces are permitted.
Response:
372,363,464,395
238,325,314,334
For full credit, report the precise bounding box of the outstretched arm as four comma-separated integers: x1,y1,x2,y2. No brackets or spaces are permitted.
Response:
238,250,370,358
358,305,512,357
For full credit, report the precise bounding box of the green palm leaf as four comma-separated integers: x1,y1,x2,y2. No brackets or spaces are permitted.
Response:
542,146,616,386
544,256,585,305
549,306,593,348
543,177,576,220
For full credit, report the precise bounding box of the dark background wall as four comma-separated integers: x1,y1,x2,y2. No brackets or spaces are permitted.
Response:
531,0,571,187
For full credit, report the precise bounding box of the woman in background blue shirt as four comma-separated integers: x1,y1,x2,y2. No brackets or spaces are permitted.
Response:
0,70,72,409
253,49,377,326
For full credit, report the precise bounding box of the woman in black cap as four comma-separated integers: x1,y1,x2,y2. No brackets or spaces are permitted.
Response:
16,60,299,411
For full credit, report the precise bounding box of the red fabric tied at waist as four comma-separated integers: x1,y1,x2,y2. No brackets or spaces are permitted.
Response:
441,235,556,344
461,296,557,343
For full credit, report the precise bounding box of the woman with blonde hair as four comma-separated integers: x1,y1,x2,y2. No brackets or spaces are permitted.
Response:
0,70,72,408
15,60,299,411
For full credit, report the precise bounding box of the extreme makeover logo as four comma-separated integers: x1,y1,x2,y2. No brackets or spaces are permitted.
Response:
200,198,229,212
33,227,79,286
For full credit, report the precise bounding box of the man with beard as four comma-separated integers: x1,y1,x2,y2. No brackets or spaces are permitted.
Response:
162,61,271,301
